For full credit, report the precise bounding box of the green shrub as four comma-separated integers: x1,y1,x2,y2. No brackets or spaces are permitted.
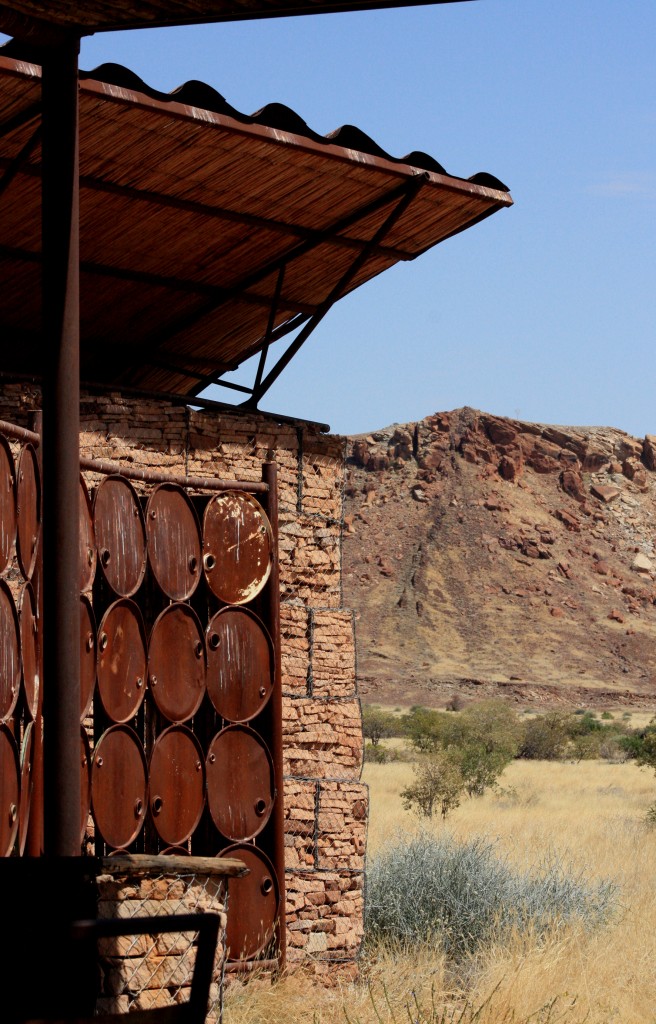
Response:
401,753,463,820
519,712,569,760
364,741,393,764
362,705,397,746
452,743,514,797
365,832,617,961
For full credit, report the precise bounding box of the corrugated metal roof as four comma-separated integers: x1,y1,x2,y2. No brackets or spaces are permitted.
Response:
0,54,512,400
0,0,476,38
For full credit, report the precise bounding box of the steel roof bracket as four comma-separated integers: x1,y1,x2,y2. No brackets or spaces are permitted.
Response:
248,172,428,406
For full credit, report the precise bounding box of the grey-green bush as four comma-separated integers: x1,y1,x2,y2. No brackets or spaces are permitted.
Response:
365,832,616,960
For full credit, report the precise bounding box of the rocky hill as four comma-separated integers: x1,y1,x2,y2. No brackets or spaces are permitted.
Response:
342,408,656,711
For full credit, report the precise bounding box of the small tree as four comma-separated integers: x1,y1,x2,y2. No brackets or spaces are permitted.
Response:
519,712,569,760
454,743,513,797
401,752,463,820
362,705,395,746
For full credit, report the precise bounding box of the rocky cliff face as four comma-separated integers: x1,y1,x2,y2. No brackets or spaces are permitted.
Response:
343,408,656,710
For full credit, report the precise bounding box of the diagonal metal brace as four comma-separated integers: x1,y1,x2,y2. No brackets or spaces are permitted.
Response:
247,172,428,405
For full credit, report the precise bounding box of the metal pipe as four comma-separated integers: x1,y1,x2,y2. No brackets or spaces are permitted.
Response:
41,36,81,858
0,418,40,445
80,454,269,493
261,460,287,970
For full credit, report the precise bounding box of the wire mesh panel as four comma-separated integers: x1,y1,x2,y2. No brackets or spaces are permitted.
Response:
96,856,230,1021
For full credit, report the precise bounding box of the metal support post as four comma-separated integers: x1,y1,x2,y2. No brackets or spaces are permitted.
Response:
41,36,82,858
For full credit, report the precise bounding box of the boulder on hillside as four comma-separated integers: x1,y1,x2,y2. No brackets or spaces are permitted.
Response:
642,435,656,471
559,469,586,503
614,436,643,462
591,484,621,503
632,553,653,575
484,418,518,446
499,455,520,481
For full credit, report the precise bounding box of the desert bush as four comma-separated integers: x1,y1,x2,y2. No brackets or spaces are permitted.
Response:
365,832,616,962
401,753,463,819
364,741,393,764
598,737,629,763
566,711,603,737
362,705,398,746
636,719,656,769
404,701,521,763
452,743,514,797
519,712,570,760
570,732,602,761
460,700,522,759
403,707,462,752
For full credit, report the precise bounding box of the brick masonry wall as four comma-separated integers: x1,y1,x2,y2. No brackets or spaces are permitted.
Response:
0,384,368,967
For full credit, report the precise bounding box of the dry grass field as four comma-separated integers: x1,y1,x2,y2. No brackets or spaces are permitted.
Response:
224,756,656,1024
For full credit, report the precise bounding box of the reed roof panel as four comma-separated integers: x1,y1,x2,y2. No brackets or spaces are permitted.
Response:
0,54,512,398
1,0,475,36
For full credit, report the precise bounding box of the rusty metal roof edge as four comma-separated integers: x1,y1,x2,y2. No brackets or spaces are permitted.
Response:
0,52,512,202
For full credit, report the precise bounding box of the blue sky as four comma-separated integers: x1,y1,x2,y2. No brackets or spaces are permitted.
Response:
24,1,656,435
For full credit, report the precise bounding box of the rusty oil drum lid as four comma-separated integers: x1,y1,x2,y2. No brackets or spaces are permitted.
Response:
81,727,92,843
0,434,16,574
93,475,147,597
148,603,206,724
18,720,34,855
97,598,147,724
91,725,147,849
206,725,274,842
0,579,20,722
79,475,96,593
18,582,39,720
145,483,202,601
0,723,20,856
80,594,97,721
202,490,273,605
218,843,279,961
206,607,273,723
148,725,205,846
16,443,41,580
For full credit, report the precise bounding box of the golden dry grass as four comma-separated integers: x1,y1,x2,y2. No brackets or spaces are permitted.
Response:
224,757,656,1024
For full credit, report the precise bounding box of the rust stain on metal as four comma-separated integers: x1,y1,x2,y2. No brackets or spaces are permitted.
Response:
79,593,97,721
96,598,147,724
79,474,96,593
91,725,147,849
145,483,202,601
80,726,91,844
148,602,206,724
16,442,40,580
0,579,20,722
206,607,273,722
93,475,147,597
0,434,16,574
203,491,272,605
0,723,20,856
148,725,206,846
18,581,39,721
206,725,274,842
218,844,279,961
18,719,34,856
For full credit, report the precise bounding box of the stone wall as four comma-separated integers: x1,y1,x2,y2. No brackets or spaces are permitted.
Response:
0,382,367,967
